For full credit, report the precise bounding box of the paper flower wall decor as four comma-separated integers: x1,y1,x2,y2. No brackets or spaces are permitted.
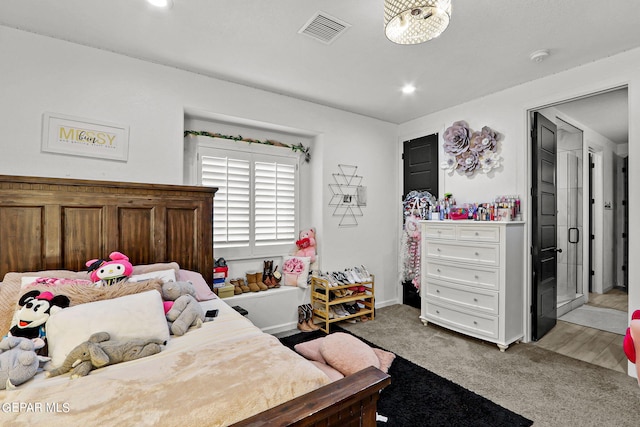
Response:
440,121,502,176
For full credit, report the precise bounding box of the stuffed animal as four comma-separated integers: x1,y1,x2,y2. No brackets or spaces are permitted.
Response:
0,336,43,389
295,228,317,263
45,332,163,379
623,309,640,385
8,290,70,356
161,281,205,336
86,251,133,286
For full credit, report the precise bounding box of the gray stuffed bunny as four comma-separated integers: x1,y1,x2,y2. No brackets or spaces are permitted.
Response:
0,336,42,389
45,332,164,379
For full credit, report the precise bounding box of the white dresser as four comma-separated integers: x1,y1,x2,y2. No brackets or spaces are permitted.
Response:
420,220,525,351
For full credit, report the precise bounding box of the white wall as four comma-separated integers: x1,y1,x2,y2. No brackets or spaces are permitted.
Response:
0,26,399,307
398,46,640,376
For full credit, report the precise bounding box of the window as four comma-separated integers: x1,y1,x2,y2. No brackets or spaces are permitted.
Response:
199,141,298,256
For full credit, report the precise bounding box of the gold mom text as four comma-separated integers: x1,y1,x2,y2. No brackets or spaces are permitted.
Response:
59,127,116,145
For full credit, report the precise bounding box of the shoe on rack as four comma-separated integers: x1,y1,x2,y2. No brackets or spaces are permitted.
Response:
343,270,357,284
343,303,357,315
333,304,349,317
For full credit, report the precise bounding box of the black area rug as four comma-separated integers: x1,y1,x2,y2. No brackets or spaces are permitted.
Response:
279,328,533,427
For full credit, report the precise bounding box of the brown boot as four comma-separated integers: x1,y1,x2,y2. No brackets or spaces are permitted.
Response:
246,272,260,292
255,272,268,291
230,279,243,295
272,265,281,288
263,260,275,288
297,306,313,332
237,277,250,293
304,304,320,331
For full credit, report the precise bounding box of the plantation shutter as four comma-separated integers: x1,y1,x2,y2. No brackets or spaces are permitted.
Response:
254,161,296,245
201,155,250,248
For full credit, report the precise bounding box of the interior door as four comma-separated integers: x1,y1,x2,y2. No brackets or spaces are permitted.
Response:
403,134,439,196
532,112,558,341
402,134,438,308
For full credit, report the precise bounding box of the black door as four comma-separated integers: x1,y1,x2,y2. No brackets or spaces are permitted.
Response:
588,153,594,292
623,156,628,290
532,112,558,341
403,134,439,196
402,134,438,308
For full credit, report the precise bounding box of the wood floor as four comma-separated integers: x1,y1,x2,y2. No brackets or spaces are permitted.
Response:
534,288,628,373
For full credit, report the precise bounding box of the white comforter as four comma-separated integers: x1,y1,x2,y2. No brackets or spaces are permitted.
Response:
1,299,330,426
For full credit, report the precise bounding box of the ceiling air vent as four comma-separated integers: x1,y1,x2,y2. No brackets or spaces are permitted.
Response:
298,11,351,45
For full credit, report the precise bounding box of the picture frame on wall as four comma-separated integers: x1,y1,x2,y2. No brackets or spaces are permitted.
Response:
42,112,129,162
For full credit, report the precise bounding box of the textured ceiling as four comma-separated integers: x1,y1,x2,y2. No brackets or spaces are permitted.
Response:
0,0,635,141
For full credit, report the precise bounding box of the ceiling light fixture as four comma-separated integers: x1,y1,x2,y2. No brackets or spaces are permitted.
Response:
384,0,452,45
147,0,172,8
402,84,417,94
529,49,550,63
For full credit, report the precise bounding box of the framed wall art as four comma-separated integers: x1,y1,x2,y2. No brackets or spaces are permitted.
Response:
42,112,130,162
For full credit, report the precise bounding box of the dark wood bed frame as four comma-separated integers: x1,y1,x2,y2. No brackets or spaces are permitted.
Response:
0,174,390,426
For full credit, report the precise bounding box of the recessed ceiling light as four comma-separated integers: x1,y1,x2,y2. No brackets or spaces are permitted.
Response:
147,0,173,8
529,49,550,63
402,84,416,94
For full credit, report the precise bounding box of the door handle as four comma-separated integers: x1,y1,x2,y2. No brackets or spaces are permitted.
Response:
555,248,563,253
568,227,579,244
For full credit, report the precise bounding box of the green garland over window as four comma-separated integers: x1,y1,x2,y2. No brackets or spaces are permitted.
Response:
184,130,311,162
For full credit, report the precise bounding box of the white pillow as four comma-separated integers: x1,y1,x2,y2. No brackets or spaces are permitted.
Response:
46,290,170,367
281,256,311,288
128,269,176,283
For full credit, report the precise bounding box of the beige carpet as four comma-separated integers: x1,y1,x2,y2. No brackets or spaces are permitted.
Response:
339,304,640,427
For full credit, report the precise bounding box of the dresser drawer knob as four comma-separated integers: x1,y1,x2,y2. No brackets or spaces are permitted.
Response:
474,275,479,279
436,289,440,293
437,268,441,273
475,232,479,236
437,248,441,252
473,298,478,302
473,321,478,325
475,251,479,256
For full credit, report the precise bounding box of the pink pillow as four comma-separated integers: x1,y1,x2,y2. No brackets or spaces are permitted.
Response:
294,337,326,363
310,360,344,382
319,332,380,376
177,270,217,301
373,348,396,373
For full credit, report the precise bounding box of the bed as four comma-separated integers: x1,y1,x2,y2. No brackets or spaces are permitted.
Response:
0,175,390,426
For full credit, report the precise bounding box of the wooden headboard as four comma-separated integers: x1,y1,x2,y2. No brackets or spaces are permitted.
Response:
0,175,217,285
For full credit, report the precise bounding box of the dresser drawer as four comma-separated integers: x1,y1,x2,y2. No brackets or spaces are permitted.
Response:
425,281,499,315
425,241,499,266
425,302,498,339
423,223,456,240
425,261,499,290
456,225,500,243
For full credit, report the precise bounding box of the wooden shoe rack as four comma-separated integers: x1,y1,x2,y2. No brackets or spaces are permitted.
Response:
311,275,375,333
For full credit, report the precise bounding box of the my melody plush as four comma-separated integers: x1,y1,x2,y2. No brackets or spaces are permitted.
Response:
45,332,163,379
295,228,317,263
86,251,133,286
161,281,205,336
0,336,44,389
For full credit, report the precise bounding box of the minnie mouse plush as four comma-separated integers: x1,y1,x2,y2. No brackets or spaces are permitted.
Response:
9,290,70,355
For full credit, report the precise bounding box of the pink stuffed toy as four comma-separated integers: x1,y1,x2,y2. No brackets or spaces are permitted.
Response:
623,310,640,385
86,251,133,286
295,228,317,263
